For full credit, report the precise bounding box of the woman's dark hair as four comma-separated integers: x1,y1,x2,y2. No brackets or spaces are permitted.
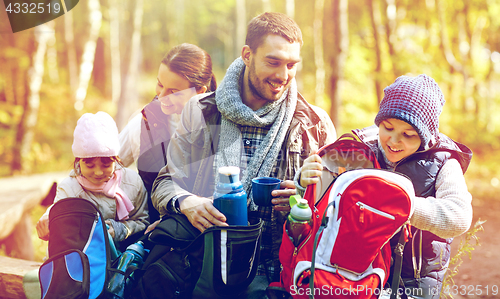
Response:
161,43,217,92
74,156,124,174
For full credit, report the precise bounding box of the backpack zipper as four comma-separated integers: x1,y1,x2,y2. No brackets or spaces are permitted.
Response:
356,201,395,222
50,210,96,222
82,214,99,253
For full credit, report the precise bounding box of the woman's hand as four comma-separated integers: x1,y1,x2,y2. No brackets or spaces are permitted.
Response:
36,214,50,241
300,154,323,188
145,220,161,234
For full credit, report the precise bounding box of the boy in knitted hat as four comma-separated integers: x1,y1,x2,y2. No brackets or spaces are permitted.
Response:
36,111,149,246
297,74,473,298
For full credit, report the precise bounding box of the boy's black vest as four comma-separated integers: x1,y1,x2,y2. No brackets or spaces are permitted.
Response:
138,97,173,223
354,127,472,297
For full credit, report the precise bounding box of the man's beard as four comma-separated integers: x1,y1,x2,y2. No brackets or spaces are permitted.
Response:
247,60,288,104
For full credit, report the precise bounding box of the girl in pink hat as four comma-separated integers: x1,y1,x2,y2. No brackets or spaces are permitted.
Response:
36,111,149,246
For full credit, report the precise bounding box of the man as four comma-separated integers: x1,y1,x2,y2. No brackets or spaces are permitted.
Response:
152,11,336,289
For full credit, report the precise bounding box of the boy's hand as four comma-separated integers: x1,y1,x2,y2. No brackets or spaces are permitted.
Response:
300,154,323,187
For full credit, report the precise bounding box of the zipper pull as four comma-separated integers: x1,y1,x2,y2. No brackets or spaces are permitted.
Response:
358,203,364,223
293,247,298,257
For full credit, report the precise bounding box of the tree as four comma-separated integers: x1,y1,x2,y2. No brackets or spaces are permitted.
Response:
368,0,383,103
324,0,349,130
63,8,78,94
74,0,102,110
235,0,246,58
109,0,122,104
12,23,54,174
313,0,325,105
115,0,144,130
286,0,295,19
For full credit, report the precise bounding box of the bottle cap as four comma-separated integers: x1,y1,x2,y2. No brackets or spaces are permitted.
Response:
218,166,240,175
290,197,312,221
127,241,145,258
289,194,301,208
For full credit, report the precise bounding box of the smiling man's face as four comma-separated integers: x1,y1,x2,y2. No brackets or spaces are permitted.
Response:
242,34,301,110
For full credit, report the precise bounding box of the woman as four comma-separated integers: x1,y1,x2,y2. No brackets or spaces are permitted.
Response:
119,43,217,223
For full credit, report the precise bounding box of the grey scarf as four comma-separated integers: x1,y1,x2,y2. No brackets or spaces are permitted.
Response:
214,57,298,203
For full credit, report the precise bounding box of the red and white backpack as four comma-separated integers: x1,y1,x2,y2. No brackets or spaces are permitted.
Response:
274,135,415,299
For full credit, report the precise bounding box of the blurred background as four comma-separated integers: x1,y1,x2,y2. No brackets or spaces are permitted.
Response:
0,0,499,263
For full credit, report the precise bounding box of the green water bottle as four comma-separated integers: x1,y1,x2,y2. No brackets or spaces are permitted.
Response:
286,195,313,247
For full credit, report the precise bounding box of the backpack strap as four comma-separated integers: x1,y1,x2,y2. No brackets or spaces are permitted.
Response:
309,200,334,299
141,109,167,166
390,224,409,299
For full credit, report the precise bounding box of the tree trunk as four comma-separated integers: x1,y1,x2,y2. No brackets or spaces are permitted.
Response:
64,8,78,94
109,0,121,104
436,0,462,73
174,0,185,45
12,24,53,174
46,23,59,84
325,0,349,130
382,0,399,77
368,0,383,104
74,0,102,110
286,0,295,19
115,0,144,130
236,0,246,57
314,0,325,106
262,0,271,12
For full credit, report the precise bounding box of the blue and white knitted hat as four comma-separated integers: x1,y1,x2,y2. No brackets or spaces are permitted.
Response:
374,74,445,150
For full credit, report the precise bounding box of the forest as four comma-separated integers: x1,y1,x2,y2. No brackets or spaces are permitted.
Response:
0,0,499,201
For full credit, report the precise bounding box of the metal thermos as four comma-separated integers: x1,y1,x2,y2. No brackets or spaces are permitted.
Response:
286,195,313,247
213,166,248,226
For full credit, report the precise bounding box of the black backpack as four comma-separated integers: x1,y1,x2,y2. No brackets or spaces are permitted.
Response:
39,198,114,299
131,214,263,299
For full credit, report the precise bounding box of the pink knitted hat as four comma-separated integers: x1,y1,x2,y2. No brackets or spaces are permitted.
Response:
72,111,120,158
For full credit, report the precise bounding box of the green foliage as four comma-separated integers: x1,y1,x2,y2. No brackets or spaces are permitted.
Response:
0,0,499,185
441,218,486,299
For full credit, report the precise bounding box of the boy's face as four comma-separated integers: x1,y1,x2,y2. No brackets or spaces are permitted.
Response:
378,118,421,163
80,158,116,185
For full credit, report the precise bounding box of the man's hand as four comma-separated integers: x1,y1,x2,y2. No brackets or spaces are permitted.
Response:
36,214,50,241
180,196,228,232
271,180,296,212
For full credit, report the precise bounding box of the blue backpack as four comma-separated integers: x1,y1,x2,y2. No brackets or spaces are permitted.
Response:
39,197,112,299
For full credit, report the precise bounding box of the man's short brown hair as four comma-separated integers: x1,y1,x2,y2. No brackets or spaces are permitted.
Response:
245,12,303,52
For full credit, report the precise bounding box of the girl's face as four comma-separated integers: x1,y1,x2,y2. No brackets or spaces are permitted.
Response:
156,64,200,115
378,118,421,163
79,158,115,185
